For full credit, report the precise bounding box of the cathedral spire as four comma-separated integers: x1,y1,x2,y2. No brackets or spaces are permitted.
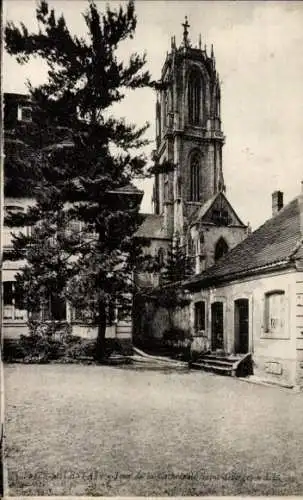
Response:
182,16,190,47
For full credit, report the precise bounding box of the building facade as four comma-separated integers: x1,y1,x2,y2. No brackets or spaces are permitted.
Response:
185,189,303,389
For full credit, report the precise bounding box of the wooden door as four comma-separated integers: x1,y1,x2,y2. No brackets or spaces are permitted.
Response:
211,302,224,351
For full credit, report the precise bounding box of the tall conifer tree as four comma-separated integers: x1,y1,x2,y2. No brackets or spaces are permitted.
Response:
5,0,151,360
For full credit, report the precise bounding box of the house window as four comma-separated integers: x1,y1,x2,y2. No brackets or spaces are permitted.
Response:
72,307,93,323
17,105,32,122
4,205,31,246
263,290,287,338
194,301,206,332
30,295,67,322
3,281,26,321
190,153,200,201
214,237,229,261
188,70,202,125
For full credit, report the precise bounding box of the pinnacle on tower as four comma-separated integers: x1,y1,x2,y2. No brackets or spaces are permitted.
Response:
182,16,190,47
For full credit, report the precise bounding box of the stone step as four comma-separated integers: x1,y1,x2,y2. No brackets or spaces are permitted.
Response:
202,354,242,363
191,352,252,378
199,358,235,367
191,362,233,373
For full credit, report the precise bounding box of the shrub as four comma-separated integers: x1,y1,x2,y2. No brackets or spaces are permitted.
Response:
3,324,134,363
162,328,192,348
160,328,193,361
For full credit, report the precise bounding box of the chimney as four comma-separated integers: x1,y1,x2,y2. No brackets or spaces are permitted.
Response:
272,190,283,216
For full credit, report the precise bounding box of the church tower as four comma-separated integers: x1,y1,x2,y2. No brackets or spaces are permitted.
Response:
153,17,225,243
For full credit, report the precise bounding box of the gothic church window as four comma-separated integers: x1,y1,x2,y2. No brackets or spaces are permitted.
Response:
214,237,229,261
215,86,221,118
216,93,220,118
187,235,194,256
190,153,200,201
188,69,202,125
212,208,229,226
164,176,169,201
157,247,165,267
177,175,182,199
163,91,168,127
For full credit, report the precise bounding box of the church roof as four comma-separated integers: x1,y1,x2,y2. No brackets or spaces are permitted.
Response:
186,194,303,288
135,213,172,240
189,191,246,227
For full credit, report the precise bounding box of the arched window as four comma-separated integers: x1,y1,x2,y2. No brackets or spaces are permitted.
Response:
177,175,182,199
216,92,220,118
187,235,194,256
163,91,168,127
188,70,202,125
214,237,229,261
190,153,200,201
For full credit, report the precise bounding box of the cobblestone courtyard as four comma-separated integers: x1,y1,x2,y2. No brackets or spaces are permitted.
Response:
4,363,303,495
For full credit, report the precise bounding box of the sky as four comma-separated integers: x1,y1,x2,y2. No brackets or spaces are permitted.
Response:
3,0,303,230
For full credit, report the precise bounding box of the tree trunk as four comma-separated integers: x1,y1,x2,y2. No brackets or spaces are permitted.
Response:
168,307,173,331
95,300,107,362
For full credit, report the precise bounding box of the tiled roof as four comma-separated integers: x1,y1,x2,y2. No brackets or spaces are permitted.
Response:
135,213,171,240
187,195,302,287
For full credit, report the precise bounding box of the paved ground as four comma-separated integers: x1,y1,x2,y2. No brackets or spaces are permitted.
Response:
4,363,303,496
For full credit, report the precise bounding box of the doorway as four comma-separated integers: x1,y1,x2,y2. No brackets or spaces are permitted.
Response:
211,301,224,351
234,299,249,354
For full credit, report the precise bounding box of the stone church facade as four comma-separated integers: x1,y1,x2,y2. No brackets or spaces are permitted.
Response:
137,19,248,285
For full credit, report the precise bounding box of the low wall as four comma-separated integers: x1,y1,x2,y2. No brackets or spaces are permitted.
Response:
4,321,132,341
135,298,191,345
